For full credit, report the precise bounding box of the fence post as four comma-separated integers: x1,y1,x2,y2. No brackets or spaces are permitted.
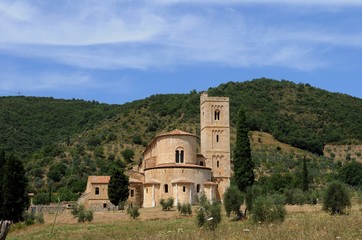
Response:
0,220,12,240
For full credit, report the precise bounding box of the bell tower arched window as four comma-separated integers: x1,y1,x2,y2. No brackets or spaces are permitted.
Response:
214,110,220,121
164,184,168,193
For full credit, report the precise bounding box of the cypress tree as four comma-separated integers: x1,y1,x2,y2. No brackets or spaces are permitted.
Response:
233,106,254,193
108,168,129,207
302,156,309,192
2,153,29,222
0,150,5,218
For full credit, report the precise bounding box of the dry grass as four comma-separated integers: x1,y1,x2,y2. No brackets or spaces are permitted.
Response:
8,205,362,240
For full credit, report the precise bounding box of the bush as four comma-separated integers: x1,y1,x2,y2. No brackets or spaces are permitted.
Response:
196,193,221,231
160,198,174,211
71,204,93,223
323,181,351,215
251,195,286,223
127,205,140,219
178,203,192,215
223,186,244,218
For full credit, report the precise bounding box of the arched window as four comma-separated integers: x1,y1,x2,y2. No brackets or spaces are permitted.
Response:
130,189,134,197
200,161,204,166
183,186,186,192
175,150,180,163
217,160,220,168
214,110,220,120
176,148,184,163
164,184,168,193
95,187,99,195
216,134,219,142
180,150,184,163
197,184,200,193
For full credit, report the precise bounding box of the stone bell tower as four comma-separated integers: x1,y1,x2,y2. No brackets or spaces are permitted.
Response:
200,93,231,200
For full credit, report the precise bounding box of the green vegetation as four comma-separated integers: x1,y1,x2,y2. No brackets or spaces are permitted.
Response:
233,105,254,193
223,186,244,218
1,79,362,199
160,198,174,211
323,181,351,215
178,203,192,215
250,195,287,223
71,204,93,223
127,205,140,219
196,194,222,231
108,168,129,208
0,151,29,222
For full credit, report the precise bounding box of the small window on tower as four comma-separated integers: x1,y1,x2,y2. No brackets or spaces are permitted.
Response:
164,184,168,193
216,134,219,142
180,150,184,163
183,186,186,192
217,160,220,168
200,161,204,166
214,110,220,120
197,184,200,193
175,150,180,163
95,187,99,195
130,189,134,197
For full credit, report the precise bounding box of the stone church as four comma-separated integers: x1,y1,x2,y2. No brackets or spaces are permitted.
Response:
79,93,231,209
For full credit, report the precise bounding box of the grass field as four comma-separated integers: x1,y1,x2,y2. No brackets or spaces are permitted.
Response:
7,205,362,240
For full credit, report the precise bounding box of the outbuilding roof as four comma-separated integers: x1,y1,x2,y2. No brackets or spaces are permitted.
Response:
88,176,110,184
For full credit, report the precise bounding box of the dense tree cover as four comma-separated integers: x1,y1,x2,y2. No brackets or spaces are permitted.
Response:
223,186,244,218
1,151,29,222
338,162,362,188
0,96,123,157
233,106,255,192
108,168,129,207
2,79,362,196
208,79,362,154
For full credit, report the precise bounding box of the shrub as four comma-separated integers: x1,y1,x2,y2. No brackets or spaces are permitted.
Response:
71,204,93,223
160,198,174,211
323,181,351,215
196,194,221,231
223,186,244,218
251,195,286,223
127,205,140,219
179,203,192,215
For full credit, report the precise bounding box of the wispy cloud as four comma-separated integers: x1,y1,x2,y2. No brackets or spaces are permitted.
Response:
0,0,361,72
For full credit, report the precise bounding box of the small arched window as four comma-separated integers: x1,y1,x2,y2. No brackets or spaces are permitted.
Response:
180,150,184,163
197,184,200,193
183,186,186,192
130,189,134,197
200,161,204,166
216,134,219,142
95,187,99,195
217,160,220,168
164,184,168,193
175,150,180,163
214,110,220,121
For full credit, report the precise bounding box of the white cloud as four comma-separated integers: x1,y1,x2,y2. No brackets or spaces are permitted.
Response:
0,0,361,72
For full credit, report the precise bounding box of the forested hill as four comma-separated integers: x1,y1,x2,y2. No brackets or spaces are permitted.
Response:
1,79,362,159
0,97,123,157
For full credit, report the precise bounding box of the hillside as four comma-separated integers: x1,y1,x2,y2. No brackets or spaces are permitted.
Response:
1,79,362,196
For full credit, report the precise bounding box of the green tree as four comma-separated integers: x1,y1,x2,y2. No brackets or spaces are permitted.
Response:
2,153,29,222
233,106,254,193
223,186,244,219
108,168,129,208
0,150,5,218
323,181,351,215
196,193,221,231
122,148,135,163
302,157,309,192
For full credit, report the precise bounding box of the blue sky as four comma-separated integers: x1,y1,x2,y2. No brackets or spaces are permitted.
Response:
0,0,362,104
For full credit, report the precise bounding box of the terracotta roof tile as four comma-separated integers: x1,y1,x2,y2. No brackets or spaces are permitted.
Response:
88,176,110,184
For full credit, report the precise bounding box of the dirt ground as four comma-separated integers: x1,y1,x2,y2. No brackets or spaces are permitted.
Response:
43,204,333,224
